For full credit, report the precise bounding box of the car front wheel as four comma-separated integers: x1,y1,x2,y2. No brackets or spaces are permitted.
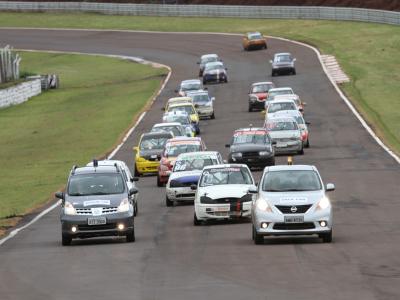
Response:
166,196,173,207
253,226,264,245
62,234,72,246
321,231,332,243
126,228,135,243
194,212,201,226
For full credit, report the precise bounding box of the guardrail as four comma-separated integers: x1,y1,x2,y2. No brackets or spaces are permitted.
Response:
0,45,21,84
0,2,399,26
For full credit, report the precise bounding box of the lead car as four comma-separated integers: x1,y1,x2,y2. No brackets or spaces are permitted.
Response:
192,164,256,225
250,164,335,244
56,160,138,246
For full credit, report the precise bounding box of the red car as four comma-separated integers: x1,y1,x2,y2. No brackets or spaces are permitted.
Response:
248,81,275,112
157,137,207,186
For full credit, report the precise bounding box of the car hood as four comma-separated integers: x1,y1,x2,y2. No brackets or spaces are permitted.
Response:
260,190,325,206
139,149,163,157
269,130,300,139
170,170,202,182
204,69,226,75
254,92,267,100
230,143,271,153
66,193,126,208
198,184,253,199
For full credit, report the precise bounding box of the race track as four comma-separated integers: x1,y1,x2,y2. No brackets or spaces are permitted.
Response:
0,29,399,300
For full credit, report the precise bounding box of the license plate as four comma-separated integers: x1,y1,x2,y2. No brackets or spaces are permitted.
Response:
276,143,288,148
151,154,158,159
230,211,242,217
215,206,230,212
284,216,304,223
87,217,106,226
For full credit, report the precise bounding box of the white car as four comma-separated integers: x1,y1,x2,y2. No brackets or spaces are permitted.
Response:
86,159,139,216
273,94,305,113
273,110,310,148
175,79,204,97
193,164,256,225
250,165,334,244
186,90,215,119
264,87,295,109
198,54,220,77
165,151,223,206
265,99,299,121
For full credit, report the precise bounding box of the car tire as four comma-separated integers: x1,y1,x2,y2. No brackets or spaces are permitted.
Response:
134,201,138,216
203,80,207,85
194,212,201,226
253,226,264,245
166,196,173,207
134,164,141,177
224,78,228,83
157,175,163,187
321,231,332,243
271,72,275,77
305,138,310,148
62,234,72,246
293,69,297,75
211,112,215,119
298,147,304,155
248,105,253,112
126,228,135,243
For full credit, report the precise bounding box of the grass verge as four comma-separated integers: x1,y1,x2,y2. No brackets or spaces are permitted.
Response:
1,12,398,156
0,51,167,232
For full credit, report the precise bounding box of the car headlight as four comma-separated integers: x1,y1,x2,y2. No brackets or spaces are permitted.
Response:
256,198,272,212
249,94,258,102
231,152,242,158
259,151,270,156
64,201,76,215
317,196,331,210
117,198,131,213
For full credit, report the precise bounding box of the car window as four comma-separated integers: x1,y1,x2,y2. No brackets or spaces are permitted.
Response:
262,170,322,192
202,56,218,64
68,173,125,196
266,121,298,131
165,143,201,157
154,126,181,136
275,55,292,62
173,156,218,172
140,137,169,150
191,94,209,104
169,105,194,115
205,63,223,71
232,131,269,145
268,103,296,113
252,84,273,93
199,167,253,186
248,33,262,40
181,83,201,91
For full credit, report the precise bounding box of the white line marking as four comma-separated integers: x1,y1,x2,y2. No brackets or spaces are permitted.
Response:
0,49,172,246
1,27,398,246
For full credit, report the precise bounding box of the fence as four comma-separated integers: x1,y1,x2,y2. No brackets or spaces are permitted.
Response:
0,2,399,26
0,45,21,84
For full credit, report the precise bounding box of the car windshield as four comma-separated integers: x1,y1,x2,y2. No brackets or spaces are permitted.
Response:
140,136,169,150
249,33,262,40
181,83,201,91
169,105,194,115
191,94,209,104
152,126,181,136
173,156,218,172
233,131,269,144
199,167,253,186
165,143,201,157
164,115,190,125
293,116,304,124
262,170,322,192
266,121,298,131
202,56,218,64
68,173,125,196
252,84,273,93
268,102,297,113
205,63,223,71
275,55,292,63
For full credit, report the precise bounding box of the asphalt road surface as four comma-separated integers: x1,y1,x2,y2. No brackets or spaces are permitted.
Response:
0,29,399,300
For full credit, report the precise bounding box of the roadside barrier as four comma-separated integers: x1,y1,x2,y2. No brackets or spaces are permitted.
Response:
0,45,21,84
0,2,398,26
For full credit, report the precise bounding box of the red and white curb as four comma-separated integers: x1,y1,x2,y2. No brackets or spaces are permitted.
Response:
321,55,350,84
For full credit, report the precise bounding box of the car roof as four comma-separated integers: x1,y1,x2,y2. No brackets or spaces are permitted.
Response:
201,54,218,59
205,61,224,67
169,102,194,108
247,31,262,36
164,111,189,117
177,151,219,160
167,136,201,143
86,159,126,167
168,96,192,102
273,94,299,100
252,81,274,86
267,116,297,123
269,99,296,104
235,127,266,132
273,110,303,117
186,90,209,96
73,165,120,175
264,164,317,172
141,131,173,138
274,52,292,57
181,79,201,85
269,87,293,92
203,163,248,170
153,122,182,128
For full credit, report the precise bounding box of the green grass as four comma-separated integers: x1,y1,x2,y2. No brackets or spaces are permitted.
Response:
1,12,399,156
0,51,167,221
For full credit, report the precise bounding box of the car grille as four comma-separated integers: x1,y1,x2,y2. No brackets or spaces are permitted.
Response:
75,207,118,215
273,223,315,230
242,152,260,158
78,224,117,231
142,155,161,161
169,180,198,188
200,194,252,204
275,204,312,214
275,138,294,142
176,193,195,198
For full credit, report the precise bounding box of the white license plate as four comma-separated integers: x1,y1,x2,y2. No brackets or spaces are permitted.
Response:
284,216,304,223
87,217,106,226
276,143,288,148
215,206,230,212
230,211,242,217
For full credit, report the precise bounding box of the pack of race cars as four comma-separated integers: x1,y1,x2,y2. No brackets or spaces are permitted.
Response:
57,32,334,245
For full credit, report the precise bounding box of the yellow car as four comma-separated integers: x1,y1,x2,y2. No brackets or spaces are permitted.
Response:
164,96,193,111
166,102,200,134
243,32,267,51
133,131,173,176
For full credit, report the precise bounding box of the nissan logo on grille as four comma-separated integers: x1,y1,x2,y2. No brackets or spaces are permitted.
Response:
290,206,298,213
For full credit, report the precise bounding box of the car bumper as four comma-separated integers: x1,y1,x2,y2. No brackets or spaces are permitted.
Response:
61,212,134,239
166,186,196,201
273,141,302,154
197,107,214,118
247,42,266,49
273,67,295,74
136,160,160,174
253,208,332,236
195,202,252,220
249,100,266,110
230,155,275,167
203,74,227,83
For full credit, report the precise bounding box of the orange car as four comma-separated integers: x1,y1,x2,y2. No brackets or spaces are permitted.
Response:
243,32,267,51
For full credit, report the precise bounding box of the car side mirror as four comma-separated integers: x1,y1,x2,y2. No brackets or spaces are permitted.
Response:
272,140,277,145
174,89,178,93
211,97,215,101
303,102,307,106
326,183,335,191
129,187,139,196
55,191,64,200
293,58,297,62
247,186,258,194
225,68,228,70
204,87,208,90
190,184,197,191
306,121,311,125
194,104,199,108
133,146,139,152
261,110,266,115
225,144,230,148
131,177,139,182
223,159,227,164
269,60,273,64
161,107,165,111
197,61,200,64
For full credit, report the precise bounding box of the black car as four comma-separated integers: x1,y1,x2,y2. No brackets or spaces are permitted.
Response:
226,127,275,168
55,161,138,246
270,52,296,76
203,61,228,84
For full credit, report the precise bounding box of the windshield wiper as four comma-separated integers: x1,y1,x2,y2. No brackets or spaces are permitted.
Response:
69,193,84,196
90,192,111,195
279,189,310,192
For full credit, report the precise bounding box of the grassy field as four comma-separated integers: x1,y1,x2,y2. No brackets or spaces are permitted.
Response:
1,12,399,156
0,51,167,233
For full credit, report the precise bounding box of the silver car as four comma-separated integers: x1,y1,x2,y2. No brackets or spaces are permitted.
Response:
186,90,215,119
270,52,296,76
264,117,303,155
250,164,334,244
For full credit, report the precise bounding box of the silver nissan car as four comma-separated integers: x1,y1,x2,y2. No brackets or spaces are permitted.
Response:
250,165,334,244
